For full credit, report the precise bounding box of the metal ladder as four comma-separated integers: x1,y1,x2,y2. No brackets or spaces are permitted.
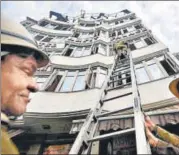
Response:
69,45,151,154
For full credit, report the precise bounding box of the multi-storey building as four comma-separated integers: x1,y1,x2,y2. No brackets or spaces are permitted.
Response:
10,9,179,154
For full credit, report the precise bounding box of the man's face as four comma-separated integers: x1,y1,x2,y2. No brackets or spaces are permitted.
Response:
1,54,38,116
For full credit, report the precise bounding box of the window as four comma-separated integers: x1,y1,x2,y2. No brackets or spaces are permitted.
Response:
134,25,142,30
129,44,136,51
60,76,75,92
39,21,49,27
98,44,107,55
73,33,80,38
117,30,121,36
160,59,175,76
148,64,164,80
135,68,150,84
95,68,107,88
35,35,44,41
42,37,54,42
45,75,62,92
35,76,48,89
73,71,86,91
64,48,73,56
82,46,91,56
73,47,83,57
123,29,128,34
144,37,154,45
135,40,145,48
128,26,135,32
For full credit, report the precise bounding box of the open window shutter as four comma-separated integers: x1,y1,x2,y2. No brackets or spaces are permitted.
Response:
85,68,93,89
45,75,62,92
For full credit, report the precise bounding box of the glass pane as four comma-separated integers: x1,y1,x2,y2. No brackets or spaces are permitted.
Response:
135,68,150,84
67,71,76,76
82,49,91,56
73,48,83,57
95,73,106,87
36,77,48,83
73,75,85,91
135,41,145,48
60,76,75,92
78,70,86,75
146,59,155,65
148,64,164,80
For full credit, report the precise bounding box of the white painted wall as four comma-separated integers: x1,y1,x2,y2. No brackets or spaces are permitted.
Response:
50,54,114,66
132,42,167,59
27,89,101,113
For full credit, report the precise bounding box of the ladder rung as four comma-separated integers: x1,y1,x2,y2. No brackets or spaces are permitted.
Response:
108,76,131,84
98,114,134,121
116,57,130,63
107,82,131,91
113,66,130,73
110,70,131,79
103,92,132,102
88,128,135,142
96,106,133,118
115,63,130,69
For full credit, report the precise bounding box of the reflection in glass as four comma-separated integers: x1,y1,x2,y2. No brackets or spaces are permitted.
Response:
148,64,164,80
73,75,85,91
135,68,150,84
60,76,75,92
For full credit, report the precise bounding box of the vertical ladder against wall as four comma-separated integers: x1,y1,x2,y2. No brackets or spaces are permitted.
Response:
69,43,151,155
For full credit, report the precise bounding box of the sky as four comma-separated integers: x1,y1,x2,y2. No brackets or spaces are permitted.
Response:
1,1,179,54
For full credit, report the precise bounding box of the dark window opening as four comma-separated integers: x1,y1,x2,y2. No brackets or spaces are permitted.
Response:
39,21,49,27
85,72,93,89
42,37,53,42
45,75,62,92
160,60,175,76
123,29,128,34
64,48,73,56
120,20,124,23
73,33,80,38
86,24,95,27
130,16,135,20
115,21,119,25
144,37,153,45
118,31,121,36
35,35,44,41
129,44,136,51
134,25,142,29
112,32,116,37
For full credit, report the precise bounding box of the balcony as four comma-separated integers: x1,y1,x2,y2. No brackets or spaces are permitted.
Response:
30,25,73,36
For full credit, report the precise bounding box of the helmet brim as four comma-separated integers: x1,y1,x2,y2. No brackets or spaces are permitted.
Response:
169,78,179,98
1,33,49,68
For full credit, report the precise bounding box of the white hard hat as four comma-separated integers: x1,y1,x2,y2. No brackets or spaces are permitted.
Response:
1,14,49,68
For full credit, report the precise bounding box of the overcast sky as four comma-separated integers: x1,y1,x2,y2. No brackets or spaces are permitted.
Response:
1,1,179,54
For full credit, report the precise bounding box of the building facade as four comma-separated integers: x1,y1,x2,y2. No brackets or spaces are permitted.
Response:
10,9,179,154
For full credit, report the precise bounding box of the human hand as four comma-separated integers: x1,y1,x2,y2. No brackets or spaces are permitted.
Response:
145,125,159,147
144,115,156,132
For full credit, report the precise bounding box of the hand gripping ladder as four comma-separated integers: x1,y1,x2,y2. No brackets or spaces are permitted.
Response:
69,42,151,154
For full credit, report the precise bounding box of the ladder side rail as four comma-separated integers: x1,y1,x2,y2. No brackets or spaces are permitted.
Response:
129,51,151,154
69,54,119,154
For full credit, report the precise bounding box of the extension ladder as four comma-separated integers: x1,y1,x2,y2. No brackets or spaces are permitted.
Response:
69,43,151,154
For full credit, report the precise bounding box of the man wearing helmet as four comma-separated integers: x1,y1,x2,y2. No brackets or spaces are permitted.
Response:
145,78,179,154
1,15,49,154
